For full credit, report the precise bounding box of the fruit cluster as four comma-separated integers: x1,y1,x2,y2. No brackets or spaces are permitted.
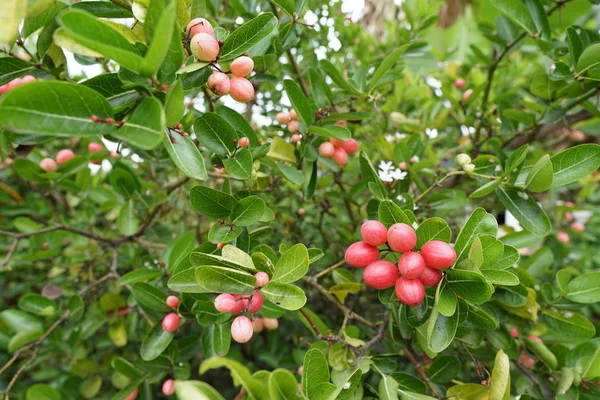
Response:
275,109,302,143
319,123,359,166
0,75,35,95
37,142,117,172
345,220,457,306
186,18,254,103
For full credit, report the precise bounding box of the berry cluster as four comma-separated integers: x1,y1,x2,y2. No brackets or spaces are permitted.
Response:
186,18,254,103
213,271,278,343
318,123,359,166
345,220,456,306
275,109,302,143
37,143,117,173
454,78,473,102
0,75,35,95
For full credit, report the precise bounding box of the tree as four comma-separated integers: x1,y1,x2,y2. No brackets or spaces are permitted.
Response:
1,0,600,398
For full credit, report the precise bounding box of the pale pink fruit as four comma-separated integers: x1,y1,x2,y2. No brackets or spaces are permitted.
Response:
231,316,253,343
21,75,35,84
124,388,139,400
569,129,586,142
319,142,335,158
571,222,585,232
462,88,473,102
398,251,426,279
334,120,347,128
239,137,250,147
166,296,180,308
0,83,8,94
7,78,22,91
341,139,359,155
110,151,119,159
263,318,279,330
298,208,305,216
214,293,236,313
232,294,248,313
288,120,299,133
162,379,175,396
289,109,298,120
454,79,465,89
88,142,103,153
421,240,456,269
56,149,75,164
39,158,58,173
565,201,575,207
332,148,348,165
362,260,398,289
5,157,13,165
207,71,230,96
162,313,180,333
395,277,425,306
330,138,344,147
276,112,290,124
253,317,264,333
387,223,417,253
255,272,269,287
230,56,254,77
399,161,408,169
344,241,379,268
247,292,263,313
557,231,570,244
519,353,535,369
187,18,214,37
509,328,519,338
229,77,254,102
190,33,220,62
360,220,388,247
565,212,574,222
291,134,301,143
216,242,225,249
418,266,442,287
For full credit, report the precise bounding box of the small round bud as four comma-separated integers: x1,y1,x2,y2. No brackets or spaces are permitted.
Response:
162,313,180,333
91,115,100,122
124,388,139,400
255,272,270,287
230,56,254,77
463,163,475,175
362,260,398,289
297,208,305,216
399,161,408,170
88,142,103,153
360,220,388,247
105,117,115,124
239,137,250,147
207,71,230,96
398,251,426,279
217,242,225,249
253,317,264,333
190,33,220,62
229,77,254,102
56,149,75,164
341,138,359,155
421,240,456,269
276,112,290,124
395,277,425,306
288,120,299,133
557,231,570,244
462,88,473,102
39,158,58,173
162,379,175,396
509,328,519,338
332,148,348,165
571,222,585,232
387,223,417,253
214,293,236,313
344,241,379,268
289,110,298,120
187,18,214,37
263,318,279,330
231,316,254,343
454,79,465,89
418,266,442,287
247,292,263,313
319,142,335,158
166,296,180,308
456,153,471,166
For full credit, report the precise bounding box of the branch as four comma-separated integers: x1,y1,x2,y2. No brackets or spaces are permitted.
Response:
313,260,346,279
505,110,592,148
403,346,440,397
286,49,310,98
356,311,389,358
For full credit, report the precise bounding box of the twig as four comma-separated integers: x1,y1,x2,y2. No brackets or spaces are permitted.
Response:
286,49,309,98
403,346,440,397
414,171,464,203
0,240,18,268
356,311,390,358
313,260,346,279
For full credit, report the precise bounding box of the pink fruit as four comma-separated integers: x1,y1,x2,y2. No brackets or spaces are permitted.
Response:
395,277,425,306
332,148,348,165
288,120,299,133
276,112,290,124
528,335,543,343
39,158,58,173
399,161,408,170
230,56,254,77
162,379,175,396
341,138,359,155
509,328,519,338
110,151,119,159
360,220,388,247
207,71,230,96
398,251,426,279
214,293,236,313
239,137,250,148
344,241,379,268
571,222,585,232
0,83,8,94
253,317,264,333
231,316,254,343
462,88,473,102
162,313,180,333
421,240,456,269
569,129,586,142
166,296,180,308
21,75,35,84
565,201,575,207
519,353,536,369
330,138,344,147
217,242,225,249
298,208,305,216
263,318,279,330
557,231,570,244
232,294,248,313
255,272,269,287
387,223,417,253
247,292,263,313
418,266,442,287
229,77,254,102
291,134,301,143
319,142,335,158
190,33,220,62
7,78,22,91
565,212,574,222
124,388,139,400
56,149,75,164
187,18,214,37
454,79,465,89
88,142,103,153
362,260,398,289
289,110,298,120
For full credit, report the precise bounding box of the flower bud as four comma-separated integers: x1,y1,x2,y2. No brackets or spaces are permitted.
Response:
288,120,299,133
462,88,473,102
456,153,471,166
463,163,475,175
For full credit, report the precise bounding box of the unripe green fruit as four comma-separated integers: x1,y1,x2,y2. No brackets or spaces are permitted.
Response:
456,153,471,166
463,163,475,175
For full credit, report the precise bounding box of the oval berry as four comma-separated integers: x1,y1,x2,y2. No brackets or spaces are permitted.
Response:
230,56,254,77
362,260,398,289
39,158,58,173
397,251,425,279
387,223,417,253
207,71,230,96
229,77,254,102
162,379,175,396
319,142,335,158
166,296,180,308
187,18,214,37
255,272,269,287
421,240,456,269
239,137,250,148
88,142,103,153
288,120,299,133
360,220,388,247
190,33,220,62
276,112,290,124
344,241,379,268
454,78,465,89
247,292,263,313
394,277,425,306
56,149,75,164
332,148,348,165
231,316,253,343
341,138,359,155
263,317,279,330
162,313,180,333
418,266,443,287
214,293,236,313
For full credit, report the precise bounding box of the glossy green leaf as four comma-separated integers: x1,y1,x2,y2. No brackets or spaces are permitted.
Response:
525,154,553,192
542,309,595,342
490,0,535,34
302,349,330,400
131,282,169,312
117,200,139,236
369,44,409,89
566,272,600,303
550,144,600,187
454,208,498,262
427,355,461,384
0,57,34,85
195,266,256,294
223,148,253,179
482,270,519,286
272,244,309,284
8,329,43,353
26,384,62,400
18,294,56,316
0,309,42,332
0,0,26,45
415,217,451,248
194,112,238,156
174,381,225,400
140,324,174,361
230,196,265,227
488,350,510,400
308,125,350,140
163,129,207,180
446,269,493,304
200,358,266,400
496,187,551,236
164,80,184,126
283,79,314,128
219,13,278,61
268,369,302,400
190,185,237,217
427,304,459,353
319,60,361,95
261,282,306,310
378,200,412,228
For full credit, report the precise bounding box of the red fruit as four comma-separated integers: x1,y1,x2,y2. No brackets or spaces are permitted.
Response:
418,266,442,287
288,120,299,133
230,56,254,77
162,379,175,396
297,208,305,216
360,220,388,247
362,260,398,289
232,294,249,313
239,137,250,148
190,33,220,61
330,138,344,147
217,242,225,249
39,158,58,173
110,151,119,159
341,139,359,155
421,240,456,269
229,77,254,102
162,313,180,333
395,277,425,306
519,353,536,369
255,272,269,287
231,316,253,343
88,142,103,153
398,251,426,279
332,148,348,165
214,293,236,312
319,142,335,158
263,317,279,330
253,317,264,333
291,134,301,143
387,223,417,253
509,328,519,338
276,112,290,124
247,292,263,313
207,71,230,96
454,79,465,89
462,88,473,102
571,222,585,232
124,388,139,400
56,149,75,164
557,231,570,244
187,18,214,37
565,211,574,222
344,241,379,268
528,335,543,343
166,296,180,308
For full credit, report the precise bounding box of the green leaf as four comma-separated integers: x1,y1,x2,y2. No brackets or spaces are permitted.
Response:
576,43,600,75
523,0,550,40
117,200,139,236
0,81,115,137
525,154,553,192
18,293,56,316
119,268,162,285
191,251,256,273
267,136,296,164
0,0,26,45
131,282,169,312
219,13,278,61
470,179,502,199
427,355,461,384
378,200,412,228
0,309,42,332
200,358,266,400
319,60,361,95
0,57,34,85
379,375,399,400
488,350,510,400
446,269,493,304
194,112,238,156
190,185,237,218
223,148,253,179
427,304,459,353
330,282,361,303
168,267,207,293
140,323,174,361
261,282,306,310
369,44,409,89
302,349,330,399
26,384,62,400
268,369,301,400
446,384,489,400
195,266,256,294
230,196,265,227
308,125,350,140
272,244,309,284
490,0,535,34
454,208,498,262
174,381,225,400
542,309,595,342
163,129,207,180
164,80,184,126
566,272,600,303
283,79,314,128
482,270,520,286
437,283,457,317
203,323,231,357
566,26,584,66
496,186,551,236
70,2,133,18
550,144,600,187
416,217,451,248
8,329,43,353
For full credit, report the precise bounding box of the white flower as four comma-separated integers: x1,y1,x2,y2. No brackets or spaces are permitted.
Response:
425,76,442,89
425,128,438,139
410,155,420,163
385,134,395,143
378,161,394,173
378,161,407,182
391,169,408,181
